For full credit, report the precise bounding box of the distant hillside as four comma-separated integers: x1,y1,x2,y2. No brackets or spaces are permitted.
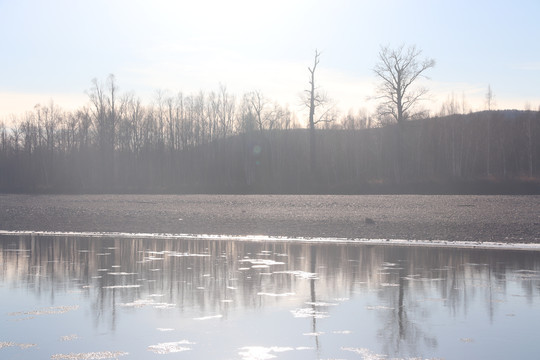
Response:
1,110,539,194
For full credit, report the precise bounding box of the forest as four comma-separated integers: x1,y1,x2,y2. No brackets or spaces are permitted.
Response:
0,77,539,195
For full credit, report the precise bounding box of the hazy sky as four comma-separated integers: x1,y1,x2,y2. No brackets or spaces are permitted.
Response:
1,0,539,121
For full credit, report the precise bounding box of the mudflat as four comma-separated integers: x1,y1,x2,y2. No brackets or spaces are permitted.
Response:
1,194,539,243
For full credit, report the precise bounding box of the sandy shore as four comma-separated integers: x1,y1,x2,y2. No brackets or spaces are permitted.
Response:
1,194,539,244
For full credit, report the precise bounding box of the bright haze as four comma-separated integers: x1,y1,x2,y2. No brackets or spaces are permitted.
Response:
1,0,539,121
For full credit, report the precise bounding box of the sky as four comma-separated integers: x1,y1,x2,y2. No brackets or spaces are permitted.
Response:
1,0,539,123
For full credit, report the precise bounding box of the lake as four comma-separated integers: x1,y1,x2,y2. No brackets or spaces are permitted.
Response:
1,234,539,359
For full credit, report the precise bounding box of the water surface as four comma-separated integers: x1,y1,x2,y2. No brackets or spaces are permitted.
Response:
1,235,539,359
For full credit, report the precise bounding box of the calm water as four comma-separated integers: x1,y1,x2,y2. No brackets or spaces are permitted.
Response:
1,235,539,360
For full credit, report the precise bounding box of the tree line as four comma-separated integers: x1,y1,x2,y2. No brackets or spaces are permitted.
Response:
1,44,539,194
0,83,538,193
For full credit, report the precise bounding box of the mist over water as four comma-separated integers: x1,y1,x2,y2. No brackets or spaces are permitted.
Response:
1,235,539,359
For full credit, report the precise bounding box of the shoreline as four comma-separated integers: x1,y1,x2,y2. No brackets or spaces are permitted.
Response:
1,194,539,246
2,230,540,252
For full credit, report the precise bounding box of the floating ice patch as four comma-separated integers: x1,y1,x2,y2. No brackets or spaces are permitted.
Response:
144,257,164,261
514,270,540,280
50,351,129,359
342,347,387,359
194,314,223,320
333,330,352,334
251,265,270,269
240,259,285,266
157,328,174,332
107,272,137,276
257,292,296,297
238,346,295,360
59,334,79,341
0,341,36,349
147,340,194,354
272,270,318,279
10,305,79,319
303,332,324,336
366,305,394,310
102,285,141,289
120,299,175,309
290,308,329,319
305,301,338,307
167,252,210,257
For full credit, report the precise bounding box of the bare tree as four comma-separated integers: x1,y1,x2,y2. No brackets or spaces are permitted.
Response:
373,45,435,124
303,50,336,130
373,45,434,182
246,90,269,132
485,85,495,111
302,50,336,175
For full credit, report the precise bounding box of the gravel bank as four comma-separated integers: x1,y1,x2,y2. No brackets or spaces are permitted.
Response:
1,194,539,243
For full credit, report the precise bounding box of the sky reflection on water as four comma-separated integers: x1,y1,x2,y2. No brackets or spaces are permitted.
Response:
1,235,539,359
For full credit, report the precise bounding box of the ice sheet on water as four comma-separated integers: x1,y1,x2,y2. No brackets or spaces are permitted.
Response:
238,346,311,360
251,264,270,269
303,332,324,336
2,230,540,251
9,305,79,320
305,301,338,307
193,314,223,320
102,285,140,289
273,270,318,279
342,347,387,360
240,259,285,266
120,299,175,309
365,305,394,310
257,292,296,297
59,334,79,341
156,328,174,332
147,340,194,354
290,308,329,319
107,272,137,276
50,351,129,360
0,341,36,349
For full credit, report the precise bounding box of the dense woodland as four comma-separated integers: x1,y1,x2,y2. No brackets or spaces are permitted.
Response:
1,79,539,194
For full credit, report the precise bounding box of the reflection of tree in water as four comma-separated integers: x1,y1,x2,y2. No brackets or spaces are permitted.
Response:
375,258,438,357
2,235,540,347
309,245,321,358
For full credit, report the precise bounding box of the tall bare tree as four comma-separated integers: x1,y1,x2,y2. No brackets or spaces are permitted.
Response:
373,45,435,124
303,50,336,174
373,45,434,182
485,85,495,111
